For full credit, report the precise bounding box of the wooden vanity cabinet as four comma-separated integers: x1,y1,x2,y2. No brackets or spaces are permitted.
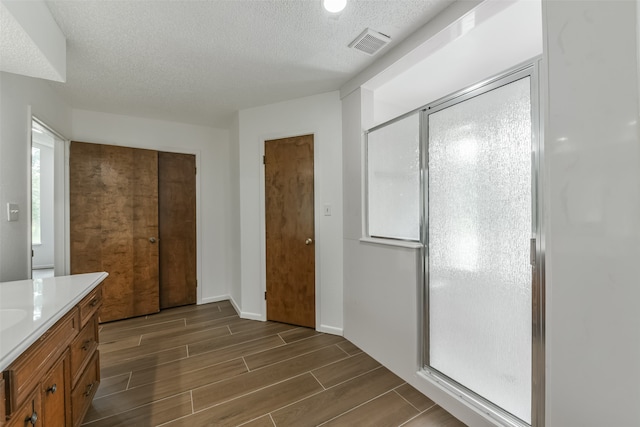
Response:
2,285,102,426
69,290,101,427
4,309,78,416
0,375,5,427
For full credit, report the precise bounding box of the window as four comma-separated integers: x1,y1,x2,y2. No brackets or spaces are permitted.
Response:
365,112,420,241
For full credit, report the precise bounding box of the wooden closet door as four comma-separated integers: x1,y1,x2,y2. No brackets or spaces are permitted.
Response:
158,152,197,309
70,142,159,322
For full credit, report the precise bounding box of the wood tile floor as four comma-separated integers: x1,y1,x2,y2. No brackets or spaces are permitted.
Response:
84,301,466,427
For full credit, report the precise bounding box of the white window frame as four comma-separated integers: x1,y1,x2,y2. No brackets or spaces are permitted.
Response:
363,110,422,246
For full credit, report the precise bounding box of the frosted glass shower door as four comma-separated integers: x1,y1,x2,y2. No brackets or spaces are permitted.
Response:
427,76,533,423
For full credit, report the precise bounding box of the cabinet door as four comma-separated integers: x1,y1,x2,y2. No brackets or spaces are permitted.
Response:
1,375,6,427
41,354,70,426
6,388,40,427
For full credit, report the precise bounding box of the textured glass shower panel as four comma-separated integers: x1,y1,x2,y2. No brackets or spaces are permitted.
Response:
428,77,532,423
367,113,420,240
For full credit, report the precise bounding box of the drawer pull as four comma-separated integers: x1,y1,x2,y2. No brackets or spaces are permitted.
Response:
82,339,93,351
90,298,99,307
46,383,57,394
25,411,38,425
84,381,95,397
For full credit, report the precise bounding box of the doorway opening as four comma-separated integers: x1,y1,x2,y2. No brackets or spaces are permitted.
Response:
31,118,66,279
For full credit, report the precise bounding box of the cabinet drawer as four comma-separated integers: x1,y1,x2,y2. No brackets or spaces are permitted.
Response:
69,317,98,387
71,352,99,427
78,286,102,328
4,308,79,416
6,387,40,427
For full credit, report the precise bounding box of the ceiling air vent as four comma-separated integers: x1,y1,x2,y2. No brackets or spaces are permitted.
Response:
349,28,391,56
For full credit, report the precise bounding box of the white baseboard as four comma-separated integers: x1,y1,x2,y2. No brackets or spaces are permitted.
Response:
200,297,337,330
200,295,230,305
318,324,343,336
240,311,265,321
227,296,264,321
228,296,241,315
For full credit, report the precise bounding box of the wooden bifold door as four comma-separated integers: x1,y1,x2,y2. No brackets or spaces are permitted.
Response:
158,152,197,309
70,142,196,323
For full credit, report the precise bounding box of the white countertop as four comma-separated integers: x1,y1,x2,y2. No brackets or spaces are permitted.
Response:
0,272,108,371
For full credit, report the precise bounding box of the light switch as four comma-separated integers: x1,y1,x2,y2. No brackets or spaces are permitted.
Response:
7,203,19,221
323,204,332,216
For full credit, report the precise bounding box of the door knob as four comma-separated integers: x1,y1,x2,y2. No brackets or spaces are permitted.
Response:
149,237,157,243
305,238,313,245
26,411,37,425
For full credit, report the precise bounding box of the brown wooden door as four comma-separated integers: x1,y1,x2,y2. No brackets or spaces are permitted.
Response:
70,142,160,322
265,135,315,328
158,152,197,309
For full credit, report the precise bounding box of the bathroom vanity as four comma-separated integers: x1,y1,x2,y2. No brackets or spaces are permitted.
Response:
0,273,107,426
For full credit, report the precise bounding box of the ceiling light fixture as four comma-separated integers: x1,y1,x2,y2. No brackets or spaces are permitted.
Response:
323,0,346,13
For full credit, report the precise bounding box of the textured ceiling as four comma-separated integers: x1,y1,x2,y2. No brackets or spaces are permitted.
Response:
1,1,66,82
45,0,454,128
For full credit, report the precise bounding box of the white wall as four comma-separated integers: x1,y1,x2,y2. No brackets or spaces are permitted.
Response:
237,91,343,334
543,1,640,426
0,71,71,282
70,109,232,304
